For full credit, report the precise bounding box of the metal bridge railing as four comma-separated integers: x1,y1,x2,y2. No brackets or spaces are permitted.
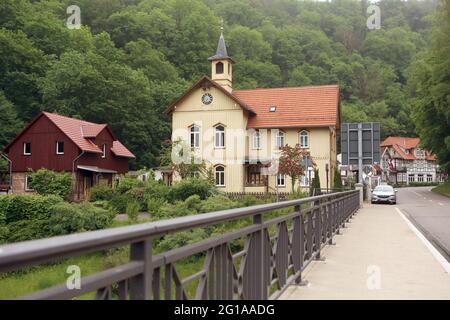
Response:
0,190,360,300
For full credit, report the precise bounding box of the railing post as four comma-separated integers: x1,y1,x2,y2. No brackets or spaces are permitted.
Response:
129,238,153,300
355,183,363,208
314,198,325,261
253,213,265,300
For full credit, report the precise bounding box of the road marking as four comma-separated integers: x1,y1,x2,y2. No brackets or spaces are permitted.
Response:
438,203,444,206
396,207,450,275
411,190,422,197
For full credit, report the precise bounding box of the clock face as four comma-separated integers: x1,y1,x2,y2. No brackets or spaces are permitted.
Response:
201,93,213,105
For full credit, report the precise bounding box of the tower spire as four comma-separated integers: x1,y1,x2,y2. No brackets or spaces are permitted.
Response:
208,27,234,93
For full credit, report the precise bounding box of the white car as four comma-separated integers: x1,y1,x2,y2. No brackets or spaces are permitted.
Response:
371,185,397,205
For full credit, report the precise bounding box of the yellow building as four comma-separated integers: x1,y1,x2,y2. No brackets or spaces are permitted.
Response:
165,32,341,193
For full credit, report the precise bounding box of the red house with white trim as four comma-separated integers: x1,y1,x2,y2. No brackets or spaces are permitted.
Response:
3,112,135,200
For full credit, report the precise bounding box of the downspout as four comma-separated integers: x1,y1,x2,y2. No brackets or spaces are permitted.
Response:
72,151,85,200
1,153,12,193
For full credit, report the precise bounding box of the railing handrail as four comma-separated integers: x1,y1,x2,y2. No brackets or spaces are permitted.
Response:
0,190,357,273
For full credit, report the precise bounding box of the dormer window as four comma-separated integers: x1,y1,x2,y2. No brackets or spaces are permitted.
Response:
216,62,224,74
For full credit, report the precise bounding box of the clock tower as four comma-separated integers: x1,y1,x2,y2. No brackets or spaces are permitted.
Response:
208,30,234,93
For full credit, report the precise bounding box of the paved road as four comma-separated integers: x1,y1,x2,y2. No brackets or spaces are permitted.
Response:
396,187,450,258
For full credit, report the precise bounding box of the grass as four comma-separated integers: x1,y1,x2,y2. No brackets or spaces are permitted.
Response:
432,182,450,197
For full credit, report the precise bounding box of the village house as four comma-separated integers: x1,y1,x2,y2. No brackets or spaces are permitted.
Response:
165,32,340,193
2,112,135,200
380,137,440,185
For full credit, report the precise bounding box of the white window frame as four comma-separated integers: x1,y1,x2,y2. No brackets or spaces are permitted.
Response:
25,175,34,191
275,130,285,149
190,125,200,149
23,142,31,155
417,174,424,183
276,174,285,187
299,130,309,148
102,144,106,159
56,141,64,155
253,131,261,150
215,166,225,187
215,125,225,149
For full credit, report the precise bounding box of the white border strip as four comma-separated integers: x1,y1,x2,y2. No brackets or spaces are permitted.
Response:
396,207,450,274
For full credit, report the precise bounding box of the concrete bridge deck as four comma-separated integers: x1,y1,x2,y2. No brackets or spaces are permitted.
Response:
281,204,450,300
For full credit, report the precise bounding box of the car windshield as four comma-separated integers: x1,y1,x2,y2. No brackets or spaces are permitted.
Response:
374,186,393,192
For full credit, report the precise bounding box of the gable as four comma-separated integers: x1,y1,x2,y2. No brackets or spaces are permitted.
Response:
172,85,243,113
164,76,255,115
3,113,78,153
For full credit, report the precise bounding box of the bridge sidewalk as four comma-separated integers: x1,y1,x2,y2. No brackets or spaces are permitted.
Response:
280,204,450,300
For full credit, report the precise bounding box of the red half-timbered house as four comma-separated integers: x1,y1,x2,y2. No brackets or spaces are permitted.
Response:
3,112,135,200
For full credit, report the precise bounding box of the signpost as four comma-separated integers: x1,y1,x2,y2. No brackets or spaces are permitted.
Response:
341,123,381,184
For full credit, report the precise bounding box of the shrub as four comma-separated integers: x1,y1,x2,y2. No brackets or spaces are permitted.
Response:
169,178,217,202
156,229,209,253
199,196,240,213
78,202,115,231
4,220,49,243
156,201,198,220
108,193,133,214
116,177,145,194
309,168,321,196
31,169,72,199
146,197,167,216
333,167,343,189
126,187,147,211
48,203,82,236
90,185,115,202
144,180,171,202
126,201,140,222
239,195,264,207
1,194,62,223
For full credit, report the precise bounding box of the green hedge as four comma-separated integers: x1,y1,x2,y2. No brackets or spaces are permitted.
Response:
0,194,114,243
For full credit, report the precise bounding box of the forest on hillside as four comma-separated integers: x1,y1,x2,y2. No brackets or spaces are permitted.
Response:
0,0,445,169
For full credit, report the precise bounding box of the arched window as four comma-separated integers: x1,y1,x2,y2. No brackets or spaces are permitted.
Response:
215,125,225,148
215,165,225,186
190,125,200,148
216,62,224,74
253,131,261,149
300,130,309,148
275,130,285,148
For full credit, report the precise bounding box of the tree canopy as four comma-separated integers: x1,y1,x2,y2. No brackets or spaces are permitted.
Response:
0,0,444,169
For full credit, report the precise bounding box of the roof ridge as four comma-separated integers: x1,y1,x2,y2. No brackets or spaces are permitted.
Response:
43,111,99,126
234,84,339,93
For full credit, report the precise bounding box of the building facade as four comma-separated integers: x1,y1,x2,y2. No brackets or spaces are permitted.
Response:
380,137,440,185
3,112,135,200
165,33,340,193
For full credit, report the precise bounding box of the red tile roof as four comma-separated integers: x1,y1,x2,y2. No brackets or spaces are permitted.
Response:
4,112,135,158
81,124,107,138
43,112,104,154
233,85,340,129
381,136,437,161
111,141,135,158
381,137,420,149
